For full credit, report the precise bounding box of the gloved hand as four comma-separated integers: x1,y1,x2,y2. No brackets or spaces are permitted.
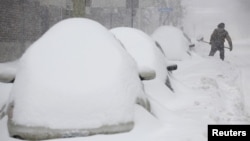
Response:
230,46,233,51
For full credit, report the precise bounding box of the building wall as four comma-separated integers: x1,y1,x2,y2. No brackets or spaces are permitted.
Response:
0,0,76,62
91,0,126,7
0,0,183,62
82,0,183,34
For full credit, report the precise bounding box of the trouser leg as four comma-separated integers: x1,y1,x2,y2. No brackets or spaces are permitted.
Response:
209,44,217,56
219,46,225,60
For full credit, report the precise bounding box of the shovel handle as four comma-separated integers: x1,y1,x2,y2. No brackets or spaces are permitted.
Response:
198,39,231,50
202,41,210,44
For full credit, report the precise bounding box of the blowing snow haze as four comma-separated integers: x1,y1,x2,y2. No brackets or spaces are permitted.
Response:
183,0,250,41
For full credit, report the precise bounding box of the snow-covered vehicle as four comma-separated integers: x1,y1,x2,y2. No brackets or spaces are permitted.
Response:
151,26,193,61
110,27,175,91
6,18,151,140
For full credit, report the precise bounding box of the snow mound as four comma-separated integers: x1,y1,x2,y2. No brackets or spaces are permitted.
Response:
8,18,145,140
151,26,191,60
110,27,168,83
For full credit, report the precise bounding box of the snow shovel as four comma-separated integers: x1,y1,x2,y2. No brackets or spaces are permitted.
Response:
197,37,230,50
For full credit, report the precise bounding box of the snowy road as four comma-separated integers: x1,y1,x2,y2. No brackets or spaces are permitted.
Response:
227,40,250,116
183,40,250,122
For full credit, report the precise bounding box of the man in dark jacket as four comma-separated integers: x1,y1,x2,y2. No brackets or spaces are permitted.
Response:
209,23,233,60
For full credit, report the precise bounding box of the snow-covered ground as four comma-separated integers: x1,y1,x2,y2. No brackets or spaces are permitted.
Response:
0,42,250,141
1,0,250,140
1,40,250,141
228,40,250,116
195,39,250,116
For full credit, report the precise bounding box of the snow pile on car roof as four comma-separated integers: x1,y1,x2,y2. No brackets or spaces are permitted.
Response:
151,26,190,60
110,27,167,82
8,18,144,139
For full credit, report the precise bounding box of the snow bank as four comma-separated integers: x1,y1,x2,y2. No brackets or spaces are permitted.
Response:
8,18,145,140
110,27,168,83
151,26,191,60
144,55,250,141
174,57,249,124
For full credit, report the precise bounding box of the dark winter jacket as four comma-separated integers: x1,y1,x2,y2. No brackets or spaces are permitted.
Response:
210,28,232,48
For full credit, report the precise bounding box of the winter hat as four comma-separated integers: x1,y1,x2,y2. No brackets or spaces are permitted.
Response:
218,23,225,28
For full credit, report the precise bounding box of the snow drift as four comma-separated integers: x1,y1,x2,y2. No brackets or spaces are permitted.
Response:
151,26,191,61
110,27,177,110
7,18,145,140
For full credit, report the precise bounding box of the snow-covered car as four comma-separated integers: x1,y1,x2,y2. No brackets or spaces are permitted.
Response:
151,26,192,61
6,18,151,140
110,27,175,91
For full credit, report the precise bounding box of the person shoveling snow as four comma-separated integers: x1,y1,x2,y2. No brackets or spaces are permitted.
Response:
209,23,233,60
197,23,233,61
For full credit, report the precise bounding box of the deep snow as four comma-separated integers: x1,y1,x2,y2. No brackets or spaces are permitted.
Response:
110,27,168,83
5,18,146,139
1,40,250,141
1,0,250,140
227,40,250,116
195,39,250,116
151,26,191,61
